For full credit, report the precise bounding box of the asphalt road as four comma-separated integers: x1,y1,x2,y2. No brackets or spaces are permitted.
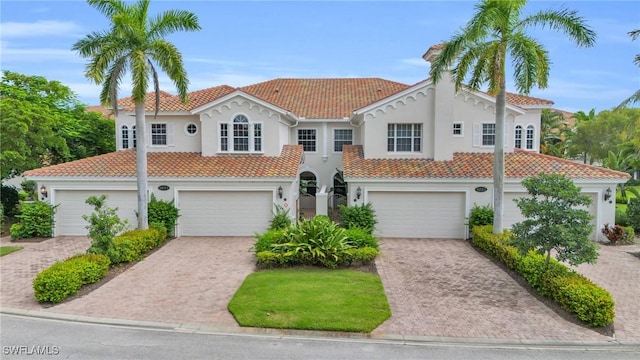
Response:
1,314,638,360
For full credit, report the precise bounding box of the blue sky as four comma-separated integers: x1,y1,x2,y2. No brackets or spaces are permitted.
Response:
1,0,638,113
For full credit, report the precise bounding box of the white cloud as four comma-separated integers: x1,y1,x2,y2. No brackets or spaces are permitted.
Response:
399,58,429,67
0,20,82,38
0,44,80,63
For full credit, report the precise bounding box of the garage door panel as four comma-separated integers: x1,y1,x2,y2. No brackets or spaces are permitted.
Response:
369,192,465,239
179,191,272,236
56,190,137,236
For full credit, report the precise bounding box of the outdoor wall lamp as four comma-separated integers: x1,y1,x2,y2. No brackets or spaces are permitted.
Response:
278,186,283,199
604,187,612,202
356,186,362,200
40,185,48,200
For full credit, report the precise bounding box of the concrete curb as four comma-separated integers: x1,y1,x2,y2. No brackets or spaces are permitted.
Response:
3,307,640,351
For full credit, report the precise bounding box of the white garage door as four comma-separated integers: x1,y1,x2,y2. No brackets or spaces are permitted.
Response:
368,191,466,238
55,190,138,236
504,192,598,239
178,191,273,236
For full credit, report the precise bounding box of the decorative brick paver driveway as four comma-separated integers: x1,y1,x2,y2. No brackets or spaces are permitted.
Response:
1,237,91,310
2,236,638,342
371,238,612,341
574,244,640,341
49,237,255,327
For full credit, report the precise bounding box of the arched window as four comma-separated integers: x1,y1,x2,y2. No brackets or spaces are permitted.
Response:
219,114,262,152
121,125,129,149
132,125,137,148
526,125,535,150
514,125,523,149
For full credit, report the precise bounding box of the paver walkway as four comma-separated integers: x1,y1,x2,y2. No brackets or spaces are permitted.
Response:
371,238,612,341
574,244,640,341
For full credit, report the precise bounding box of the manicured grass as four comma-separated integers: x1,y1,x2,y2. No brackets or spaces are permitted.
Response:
0,246,23,257
228,269,391,332
617,185,639,213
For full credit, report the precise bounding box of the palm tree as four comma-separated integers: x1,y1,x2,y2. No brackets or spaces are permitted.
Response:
540,109,568,157
73,0,201,229
617,29,640,109
430,0,596,234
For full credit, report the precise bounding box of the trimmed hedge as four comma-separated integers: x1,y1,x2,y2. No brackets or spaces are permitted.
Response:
472,225,614,327
33,254,110,303
110,226,167,264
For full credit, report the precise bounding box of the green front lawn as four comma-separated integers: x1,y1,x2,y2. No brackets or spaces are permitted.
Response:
617,185,639,213
0,246,23,257
228,269,391,333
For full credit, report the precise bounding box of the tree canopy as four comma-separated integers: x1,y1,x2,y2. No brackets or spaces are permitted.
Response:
511,173,598,268
0,71,115,179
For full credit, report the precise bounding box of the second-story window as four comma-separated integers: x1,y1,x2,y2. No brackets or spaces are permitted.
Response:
219,114,262,152
514,125,523,149
151,123,167,145
526,124,535,150
132,126,137,148
121,125,129,149
298,129,317,152
452,122,463,136
334,129,353,152
482,123,495,146
387,123,421,152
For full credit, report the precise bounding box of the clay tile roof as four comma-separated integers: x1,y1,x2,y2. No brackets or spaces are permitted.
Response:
118,86,237,112
505,92,554,106
86,105,114,119
24,145,303,179
239,78,410,119
342,145,630,180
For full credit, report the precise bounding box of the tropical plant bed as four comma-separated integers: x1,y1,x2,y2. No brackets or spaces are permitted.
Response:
470,244,613,337
228,269,391,333
41,237,175,308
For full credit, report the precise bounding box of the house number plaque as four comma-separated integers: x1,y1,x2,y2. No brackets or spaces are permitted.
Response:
474,186,488,192
158,185,170,191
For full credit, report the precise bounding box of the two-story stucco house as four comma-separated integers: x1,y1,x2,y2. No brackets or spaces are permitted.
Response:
25,46,630,240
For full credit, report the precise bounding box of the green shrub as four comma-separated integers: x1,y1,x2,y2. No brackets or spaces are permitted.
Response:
472,225,615,327
83,195,129,257
0,184,20,217
620,226,636,245
10,201,56,239
148,194,179,237
0,203,4,234
269,204,292,230
468,204,494,230
615,208,629,227
338,202,377,234
344,227,379,249
109,227,166,264
344,247,379,265
254,228,288,253
627,198,640,233
615,194,627,205
33,254,110,303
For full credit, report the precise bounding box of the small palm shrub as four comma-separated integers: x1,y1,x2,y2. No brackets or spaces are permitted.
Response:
338,202,377,234
269,204,292,230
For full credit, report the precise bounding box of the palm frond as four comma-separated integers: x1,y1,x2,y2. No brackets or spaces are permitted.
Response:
617,90,640,110
148,10,201,40
87,0,127,18
520,7,596,47
149,40,189,103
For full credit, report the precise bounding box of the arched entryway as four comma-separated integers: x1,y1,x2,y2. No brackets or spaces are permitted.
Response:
299,171,317,218
329,170,347,222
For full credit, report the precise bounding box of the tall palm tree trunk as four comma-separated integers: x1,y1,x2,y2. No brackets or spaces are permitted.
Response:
493,83,506,235
135,103,149,229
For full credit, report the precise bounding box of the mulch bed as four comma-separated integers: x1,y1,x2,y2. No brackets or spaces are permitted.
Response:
469,241,614,337
9,237,52,243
